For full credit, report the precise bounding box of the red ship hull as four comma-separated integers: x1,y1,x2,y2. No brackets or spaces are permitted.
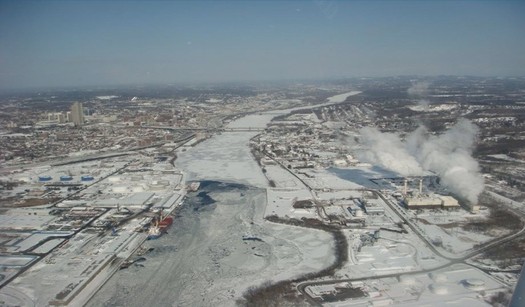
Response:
158,216,173,231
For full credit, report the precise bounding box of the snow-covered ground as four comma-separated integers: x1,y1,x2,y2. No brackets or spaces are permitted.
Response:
266,188,316,218
322,264,502,307
264,164,304,188
414,215,497,258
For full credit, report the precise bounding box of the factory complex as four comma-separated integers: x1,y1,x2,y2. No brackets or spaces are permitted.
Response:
0,154,188,306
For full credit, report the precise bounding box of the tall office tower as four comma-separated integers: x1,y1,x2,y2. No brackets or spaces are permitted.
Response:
70,102,84,127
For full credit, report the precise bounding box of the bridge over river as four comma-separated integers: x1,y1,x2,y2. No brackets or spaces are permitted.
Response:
139,125,266,132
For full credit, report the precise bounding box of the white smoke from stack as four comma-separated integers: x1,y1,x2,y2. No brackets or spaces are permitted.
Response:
358,127,423,176
412,118,484,204
417,99,430,109
357,118,484,204
408,81,431,110
407,81,430,97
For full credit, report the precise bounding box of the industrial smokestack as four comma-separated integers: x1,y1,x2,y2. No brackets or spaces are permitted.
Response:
404,179,408,195
419,179,423,195
356,118,484,204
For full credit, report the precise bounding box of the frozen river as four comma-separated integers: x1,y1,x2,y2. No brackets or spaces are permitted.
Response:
87,93,360,306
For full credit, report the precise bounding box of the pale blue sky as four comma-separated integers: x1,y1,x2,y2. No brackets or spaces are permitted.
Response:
0,0,524,90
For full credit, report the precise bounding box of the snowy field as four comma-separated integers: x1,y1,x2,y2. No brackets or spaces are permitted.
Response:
336,230,448,280
264,164,304,188
265,188,316,218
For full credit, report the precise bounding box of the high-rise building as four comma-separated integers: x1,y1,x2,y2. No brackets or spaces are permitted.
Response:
57,113,65,123
70,102,84,127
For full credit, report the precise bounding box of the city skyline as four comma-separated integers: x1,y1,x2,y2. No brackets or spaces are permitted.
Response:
1,0,524,91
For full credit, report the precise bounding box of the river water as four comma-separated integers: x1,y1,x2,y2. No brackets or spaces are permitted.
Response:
87,93,360,307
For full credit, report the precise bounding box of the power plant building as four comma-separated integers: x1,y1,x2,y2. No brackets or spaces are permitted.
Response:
401,178,461,210
405,196,443,209
440,196,460,208
404,195,460,210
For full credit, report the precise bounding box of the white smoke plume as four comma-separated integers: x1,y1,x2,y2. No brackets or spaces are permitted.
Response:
357,118,484,204
407,81,430,97
408,81,431,110
359,127,423,176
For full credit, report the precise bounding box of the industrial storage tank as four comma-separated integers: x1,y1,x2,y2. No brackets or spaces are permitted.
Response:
429,283,448,295
463,279,485,291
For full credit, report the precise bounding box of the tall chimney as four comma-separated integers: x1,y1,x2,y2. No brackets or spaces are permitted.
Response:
404,179,408,195
419,179,423,194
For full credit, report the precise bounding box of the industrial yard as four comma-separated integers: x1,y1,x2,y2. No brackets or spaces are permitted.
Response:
0,153,187,305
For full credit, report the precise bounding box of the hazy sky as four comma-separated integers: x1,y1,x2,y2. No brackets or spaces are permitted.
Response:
1,0,524,90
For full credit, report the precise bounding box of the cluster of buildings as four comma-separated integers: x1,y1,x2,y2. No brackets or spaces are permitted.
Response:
0,87,329,166
255,115,358,170
45,102,84,127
